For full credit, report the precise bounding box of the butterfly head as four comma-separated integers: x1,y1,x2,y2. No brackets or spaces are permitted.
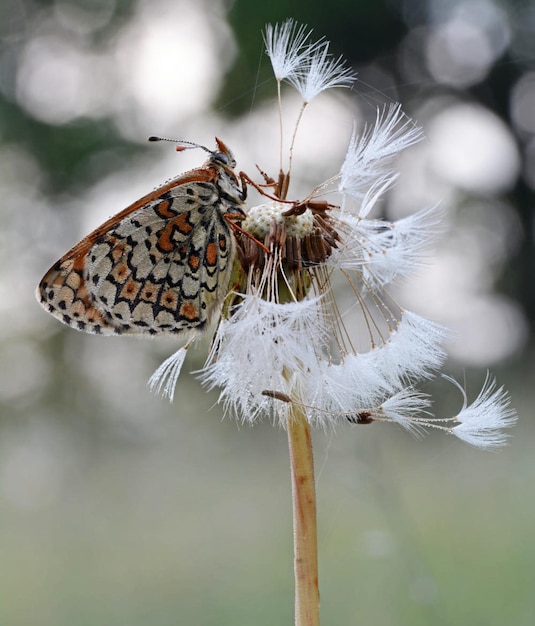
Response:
211,137,237,169
148,135,245,202
210,138,246,204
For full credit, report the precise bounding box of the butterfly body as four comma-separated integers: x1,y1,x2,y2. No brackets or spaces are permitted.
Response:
37,140,246,336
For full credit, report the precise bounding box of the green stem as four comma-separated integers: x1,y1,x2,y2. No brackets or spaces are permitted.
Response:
287,403,320,626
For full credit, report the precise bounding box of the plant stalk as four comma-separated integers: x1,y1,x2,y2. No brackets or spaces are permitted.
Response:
287,403,320,626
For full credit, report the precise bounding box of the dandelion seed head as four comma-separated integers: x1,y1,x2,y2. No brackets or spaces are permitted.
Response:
146,21,515,448
242,202,315,240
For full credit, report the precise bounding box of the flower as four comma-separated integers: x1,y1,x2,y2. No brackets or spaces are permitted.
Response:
149,22,516,448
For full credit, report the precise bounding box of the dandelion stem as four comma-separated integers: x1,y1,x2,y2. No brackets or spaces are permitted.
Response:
277,79,284,172
287,402,320,626
288,102,308,177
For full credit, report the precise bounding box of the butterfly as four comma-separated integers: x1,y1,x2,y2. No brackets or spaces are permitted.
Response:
36,138,248,336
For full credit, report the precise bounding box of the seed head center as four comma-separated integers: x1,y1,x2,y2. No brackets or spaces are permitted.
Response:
243,202,315,239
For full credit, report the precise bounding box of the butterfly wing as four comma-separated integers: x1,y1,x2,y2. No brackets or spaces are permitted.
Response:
37,168,241,335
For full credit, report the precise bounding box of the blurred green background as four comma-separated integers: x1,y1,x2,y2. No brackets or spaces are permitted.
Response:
1,0,534,624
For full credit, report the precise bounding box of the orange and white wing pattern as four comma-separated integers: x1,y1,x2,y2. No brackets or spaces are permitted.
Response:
36,140,246,335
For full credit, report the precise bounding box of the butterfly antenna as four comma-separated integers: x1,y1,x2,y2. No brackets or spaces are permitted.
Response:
148,136,212,154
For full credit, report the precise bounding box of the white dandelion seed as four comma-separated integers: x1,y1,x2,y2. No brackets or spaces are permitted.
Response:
148,21,516,449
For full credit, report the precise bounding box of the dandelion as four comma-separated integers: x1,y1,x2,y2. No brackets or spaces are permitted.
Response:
147,21,517,626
